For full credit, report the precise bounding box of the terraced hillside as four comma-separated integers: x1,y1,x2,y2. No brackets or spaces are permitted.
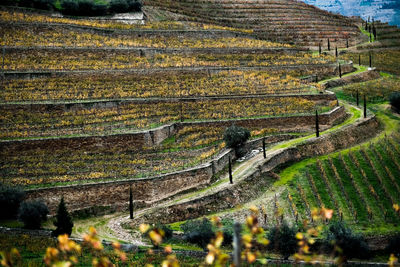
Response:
0,7,345,192
1,2,400,264
143,0,366,47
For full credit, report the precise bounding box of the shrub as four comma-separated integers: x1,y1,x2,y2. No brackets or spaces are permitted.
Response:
267,222,298,260
386,235,400,257
324,221,369,260
109,0,129,13
390,92,400,111
52,197,74,237
155,223,173,241
181,218,214,249
223,125,250,157
221,218,234,246
61,0,79,15
0,183,25,220
61,0,107,16
127,0,141,11
32,0,54,10
18,200,49,229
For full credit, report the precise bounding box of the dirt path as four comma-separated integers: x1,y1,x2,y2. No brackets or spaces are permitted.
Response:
74,101,364,245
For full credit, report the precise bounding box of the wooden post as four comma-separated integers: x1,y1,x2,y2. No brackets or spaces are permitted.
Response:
335,46,338,57
2,47,4,71
356,90,359,106
315,74,318,83
262,137,266,159
318,42,321,55
180,103,184,122
316,110,320,138
229,156,233,184
339,63,342,78
364,95,367,118
129,186,133,219
233,222,242,267
369,51,372,68
327,38,330,51
358,54,361,66
346,38,349,48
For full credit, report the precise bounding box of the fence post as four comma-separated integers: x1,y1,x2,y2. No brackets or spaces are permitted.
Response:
233,222,241,267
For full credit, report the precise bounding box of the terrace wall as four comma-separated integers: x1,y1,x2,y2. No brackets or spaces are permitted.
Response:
23,106,346,214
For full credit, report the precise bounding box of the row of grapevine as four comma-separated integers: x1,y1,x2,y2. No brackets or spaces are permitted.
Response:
338,154,373,220
2,70,316,102
316,160,342,219
3,50,336,71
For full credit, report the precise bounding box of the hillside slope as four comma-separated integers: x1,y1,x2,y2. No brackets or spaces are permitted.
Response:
143,0,366,48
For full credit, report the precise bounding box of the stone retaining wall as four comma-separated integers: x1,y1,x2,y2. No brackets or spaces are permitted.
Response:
2,63,354,80
0,93,337,112
0,106,346,153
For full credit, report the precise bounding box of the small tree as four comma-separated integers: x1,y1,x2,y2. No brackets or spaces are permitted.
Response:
223,125,250,157
18,200,49,229
267,222,298,260
0,183,25,219
52,197,73,237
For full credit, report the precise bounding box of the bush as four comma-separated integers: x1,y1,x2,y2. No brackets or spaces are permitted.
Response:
181,218,214,249
386,235,400,257
127,0,141,11
18,200,49,229
324,221,369,260
155,223,173,241
61,0,79,15
52,197,74,237
61,0,107,16
267,222,298,260
32,0,54,10
221,218,234,246
109,0,129,13
0,183,25,220
223,125,250,157
390,92,400,111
